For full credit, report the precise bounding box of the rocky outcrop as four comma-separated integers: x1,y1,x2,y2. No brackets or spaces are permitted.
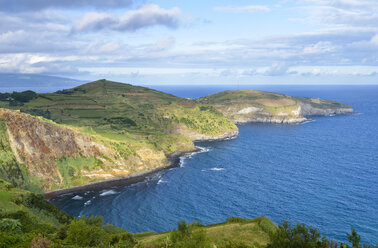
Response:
172,123,239,141
232,103,353,124
299,103,354,116
233,116,308,124
0,109,102,186
191,130,239,141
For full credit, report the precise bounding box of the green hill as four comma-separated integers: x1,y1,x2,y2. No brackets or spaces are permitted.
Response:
8,80,238,148
0,80,237,192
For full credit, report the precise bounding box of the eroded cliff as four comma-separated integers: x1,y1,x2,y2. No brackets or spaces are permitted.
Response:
0,108,167,191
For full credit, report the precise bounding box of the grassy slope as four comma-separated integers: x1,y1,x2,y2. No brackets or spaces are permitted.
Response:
0,179,71,231
136,217,277,248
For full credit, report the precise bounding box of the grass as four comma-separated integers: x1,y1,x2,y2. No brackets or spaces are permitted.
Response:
56,156,103,188
136,217,277,247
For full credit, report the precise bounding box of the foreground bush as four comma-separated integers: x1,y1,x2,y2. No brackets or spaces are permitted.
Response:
267,220,377,248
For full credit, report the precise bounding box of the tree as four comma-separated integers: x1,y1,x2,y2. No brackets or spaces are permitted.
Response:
267,220,332,248
347,227,361,248
169,220,208,248
65,216,109,247
11,90,37,102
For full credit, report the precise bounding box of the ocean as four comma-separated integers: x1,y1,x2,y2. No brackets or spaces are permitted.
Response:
50,85,378,244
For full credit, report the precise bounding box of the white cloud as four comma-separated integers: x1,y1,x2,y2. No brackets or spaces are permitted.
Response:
117,4,181,31
72,4,182,33
214,5,271,13
371,34,378,45
261,63,292,76
72,12,115,33
149,37,175,51
303,41,336,54
0,0,135,12
84,41,120,54
297,0,378,27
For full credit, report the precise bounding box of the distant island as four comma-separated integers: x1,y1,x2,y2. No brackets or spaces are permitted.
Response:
0,80,353,195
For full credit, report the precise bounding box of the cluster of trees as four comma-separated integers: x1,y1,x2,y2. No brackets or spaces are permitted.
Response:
0,91,37,105
0,215,136,248
267,220,376,248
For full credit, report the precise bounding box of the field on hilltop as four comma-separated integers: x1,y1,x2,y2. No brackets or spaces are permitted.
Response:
8,80,237,153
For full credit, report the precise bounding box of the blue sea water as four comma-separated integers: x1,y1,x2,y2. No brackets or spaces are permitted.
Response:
51,85,378,244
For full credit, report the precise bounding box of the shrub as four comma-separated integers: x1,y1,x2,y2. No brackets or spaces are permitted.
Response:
267,220,332,248
29,236,52,248
0,218,22,234
65,217,109,247
169,220,209,248
12,91,37,102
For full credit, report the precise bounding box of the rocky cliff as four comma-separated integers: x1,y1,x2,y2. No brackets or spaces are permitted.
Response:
0,108,167,191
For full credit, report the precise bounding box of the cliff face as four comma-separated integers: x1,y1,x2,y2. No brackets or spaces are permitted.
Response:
299,102,354,116
0,108,167,191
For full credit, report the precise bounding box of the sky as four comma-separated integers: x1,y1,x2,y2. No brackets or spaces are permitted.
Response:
0,0,378,85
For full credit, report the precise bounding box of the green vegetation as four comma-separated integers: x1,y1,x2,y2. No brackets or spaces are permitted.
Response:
267,221,376,248
0,179,135,247
0,80,234,191
0,90,37,106
137,217,275,248
136,218,376,248
2,80,236,155
56,156,104,189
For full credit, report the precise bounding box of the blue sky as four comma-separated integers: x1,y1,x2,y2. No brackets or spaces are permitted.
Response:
0,0,377,85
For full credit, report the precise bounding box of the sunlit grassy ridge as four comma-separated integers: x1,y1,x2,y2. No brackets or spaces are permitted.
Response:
137,217,277,248
17,80,237,151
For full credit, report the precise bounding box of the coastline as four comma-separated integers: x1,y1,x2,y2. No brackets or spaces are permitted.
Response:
44,148,202,200
44,109,354,200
